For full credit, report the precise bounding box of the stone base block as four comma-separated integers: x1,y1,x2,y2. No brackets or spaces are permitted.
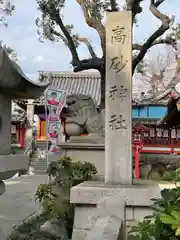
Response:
85,216,122,240
73,206,97,230
72,229,88,240
70,181,162,205
0,181,5,195
70,181,171,240
0,154,29,181
59,143,105,179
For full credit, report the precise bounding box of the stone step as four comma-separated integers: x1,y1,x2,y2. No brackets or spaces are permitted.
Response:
36,142,47,148
31,164,47,168
30,166,47,172
32,160,47,163
32,170,47,175
30,158,38,161
33,162,47,166
30,162,46,166
31,166,47,169
30,157,47,161
30,163,47,167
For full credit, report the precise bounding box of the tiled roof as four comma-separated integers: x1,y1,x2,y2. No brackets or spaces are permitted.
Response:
14,71,175,108
34,71,101,106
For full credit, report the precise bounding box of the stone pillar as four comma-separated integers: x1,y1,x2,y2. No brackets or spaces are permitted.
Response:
105,11,132,184
0,93,11,154
25,99,34,150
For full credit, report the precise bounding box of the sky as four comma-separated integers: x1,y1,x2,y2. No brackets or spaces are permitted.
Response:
1,0,180,82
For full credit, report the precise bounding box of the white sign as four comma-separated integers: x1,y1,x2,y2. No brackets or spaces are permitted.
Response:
11,125,16,134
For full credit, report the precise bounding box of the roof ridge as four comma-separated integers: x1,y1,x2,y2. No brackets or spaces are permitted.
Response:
39,71,101,77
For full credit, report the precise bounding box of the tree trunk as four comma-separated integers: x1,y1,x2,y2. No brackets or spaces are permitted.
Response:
99,68,105,110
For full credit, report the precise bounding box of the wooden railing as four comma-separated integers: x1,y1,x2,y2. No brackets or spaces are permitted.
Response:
135,127,180,146
143,137,180,146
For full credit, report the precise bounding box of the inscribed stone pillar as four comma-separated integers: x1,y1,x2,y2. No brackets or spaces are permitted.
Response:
0,94,11,154
25,99,34,150
105,11,132,184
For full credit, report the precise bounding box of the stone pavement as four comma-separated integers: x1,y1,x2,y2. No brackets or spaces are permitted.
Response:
0,174,48,238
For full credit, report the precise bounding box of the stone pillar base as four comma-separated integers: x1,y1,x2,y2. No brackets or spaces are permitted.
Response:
0,154,29,196
0,181,5,195
70,181,174,240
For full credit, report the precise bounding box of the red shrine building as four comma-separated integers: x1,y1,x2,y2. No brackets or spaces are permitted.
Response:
11,112,26,149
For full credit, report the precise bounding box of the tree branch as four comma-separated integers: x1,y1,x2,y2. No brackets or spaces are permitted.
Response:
43,2,103,73
44,4,80,67
126,0,143,22
166,59,180,88
154,0,165,7
73,57,104,72
76,0,105,54
49,27,68,45
133,38,176,50
132,0,171,74
75,36,97,58
109,0,119,11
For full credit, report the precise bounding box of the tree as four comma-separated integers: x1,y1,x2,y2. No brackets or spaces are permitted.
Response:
36,0,178,109
0,0,15,27
135,47,176,96
0,1,17,60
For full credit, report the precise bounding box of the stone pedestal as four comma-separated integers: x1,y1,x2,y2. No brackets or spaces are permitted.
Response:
70,181,164,240
0,154,28,180
60,143,105,180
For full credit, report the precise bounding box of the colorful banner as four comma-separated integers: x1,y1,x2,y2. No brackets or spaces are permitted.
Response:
44,87,66,152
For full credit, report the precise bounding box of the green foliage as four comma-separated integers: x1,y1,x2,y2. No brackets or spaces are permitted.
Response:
128,171,180,240
7,213,57,240
36,0,113,44
35,156,97,236
161,169,180,185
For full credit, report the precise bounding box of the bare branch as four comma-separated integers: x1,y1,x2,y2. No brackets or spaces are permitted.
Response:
49,27,68,45
154,0,165,7
44,4,80,67
132,0,171,74
76,0,105,54
166,58,180,88
40,2,103,74
75,36,97,58
133,38,175,50
74,57,104,72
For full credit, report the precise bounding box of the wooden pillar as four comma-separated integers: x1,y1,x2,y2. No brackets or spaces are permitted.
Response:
25,99,34,150
20,127,26,148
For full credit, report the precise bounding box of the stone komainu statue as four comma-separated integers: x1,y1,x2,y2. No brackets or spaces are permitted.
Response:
63,94,105,136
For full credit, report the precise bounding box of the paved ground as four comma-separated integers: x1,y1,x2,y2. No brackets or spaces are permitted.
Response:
0,175,48,238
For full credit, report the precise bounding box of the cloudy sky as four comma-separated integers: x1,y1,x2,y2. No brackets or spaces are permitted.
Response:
1,0,180,82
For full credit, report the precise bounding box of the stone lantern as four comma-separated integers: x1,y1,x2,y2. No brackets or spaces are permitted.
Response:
0,46,49,195
132,122,149,179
